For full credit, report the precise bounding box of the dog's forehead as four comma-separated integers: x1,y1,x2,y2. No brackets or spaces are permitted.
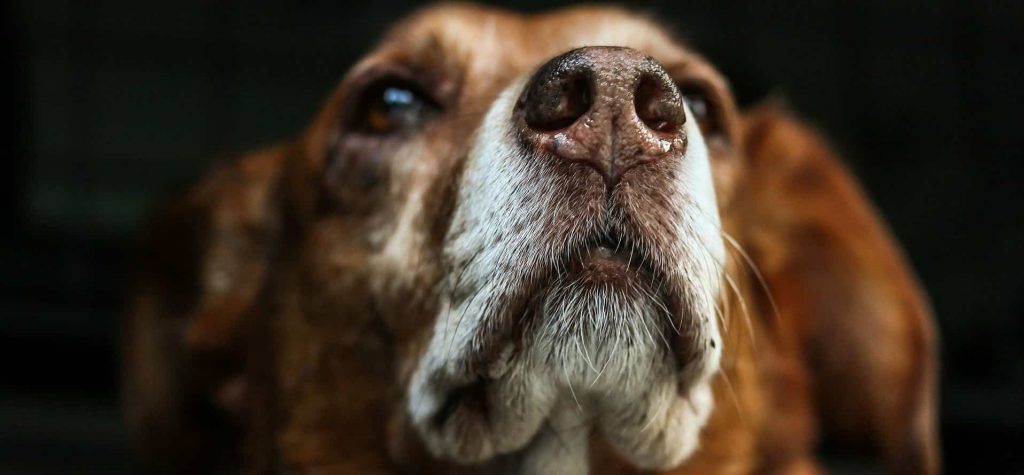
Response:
370,5,695,88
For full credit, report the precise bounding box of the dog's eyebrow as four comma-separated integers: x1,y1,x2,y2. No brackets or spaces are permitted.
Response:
340,34,464,98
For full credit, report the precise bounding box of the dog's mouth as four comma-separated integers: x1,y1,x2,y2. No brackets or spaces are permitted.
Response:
559,234,652,287
543,231,678,330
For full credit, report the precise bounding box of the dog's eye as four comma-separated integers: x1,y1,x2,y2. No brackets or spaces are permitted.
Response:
351,77,438,134
324,76,438,212
678,84,724,139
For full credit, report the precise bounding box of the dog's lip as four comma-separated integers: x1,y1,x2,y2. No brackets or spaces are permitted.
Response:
589,244,621,260
566,245,632,277
561,237,645,281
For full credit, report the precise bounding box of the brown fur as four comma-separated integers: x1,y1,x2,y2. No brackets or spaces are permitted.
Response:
124,4,939,474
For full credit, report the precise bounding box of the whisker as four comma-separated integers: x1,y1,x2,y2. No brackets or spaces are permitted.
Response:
687,232,741,341
713,300,728,335
576,330,599,374
721,232,782,328
692,237,732,335
719,370,751,430
588,358,610,389
720,271,732,331
723,272,755,350
686,208,783,347
563,358,583,412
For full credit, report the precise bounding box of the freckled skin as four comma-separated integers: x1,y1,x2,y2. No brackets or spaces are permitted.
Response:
124,4,939,475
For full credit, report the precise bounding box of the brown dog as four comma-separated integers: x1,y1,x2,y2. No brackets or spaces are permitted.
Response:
123,4,939,474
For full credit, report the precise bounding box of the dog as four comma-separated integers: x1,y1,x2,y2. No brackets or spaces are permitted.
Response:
123,4,940,474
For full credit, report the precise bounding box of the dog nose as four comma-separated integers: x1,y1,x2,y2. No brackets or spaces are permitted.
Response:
516,46,686,186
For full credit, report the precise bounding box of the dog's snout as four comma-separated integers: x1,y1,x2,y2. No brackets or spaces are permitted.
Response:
516,46,686,185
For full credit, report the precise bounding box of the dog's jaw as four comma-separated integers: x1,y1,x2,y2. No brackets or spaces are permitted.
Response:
407,77,725,472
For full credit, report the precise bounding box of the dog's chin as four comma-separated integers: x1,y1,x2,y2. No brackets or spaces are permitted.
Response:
408,251,718,471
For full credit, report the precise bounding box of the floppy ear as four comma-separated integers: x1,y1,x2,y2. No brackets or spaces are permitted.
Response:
737,105,940,474
122,147,284,474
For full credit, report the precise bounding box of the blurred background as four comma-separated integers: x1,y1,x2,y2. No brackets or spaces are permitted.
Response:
2,0,1021,473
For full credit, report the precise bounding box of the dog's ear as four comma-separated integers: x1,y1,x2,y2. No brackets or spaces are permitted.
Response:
123,147,284,474
737,104,940,474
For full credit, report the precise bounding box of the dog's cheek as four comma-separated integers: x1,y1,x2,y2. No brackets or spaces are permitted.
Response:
368,139,456,328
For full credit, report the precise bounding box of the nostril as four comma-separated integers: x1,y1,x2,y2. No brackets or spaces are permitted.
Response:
524,73,592,131
634,74,685,134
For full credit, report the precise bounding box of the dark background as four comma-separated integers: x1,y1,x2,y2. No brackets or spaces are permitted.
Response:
3,1,1022,473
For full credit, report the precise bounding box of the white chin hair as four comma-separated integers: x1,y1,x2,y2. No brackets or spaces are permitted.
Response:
529,277,675,396
521,280,716,471
407,277,718,471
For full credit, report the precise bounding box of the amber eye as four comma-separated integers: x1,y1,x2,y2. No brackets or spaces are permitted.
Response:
678,84,724,139
350,77,438,134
